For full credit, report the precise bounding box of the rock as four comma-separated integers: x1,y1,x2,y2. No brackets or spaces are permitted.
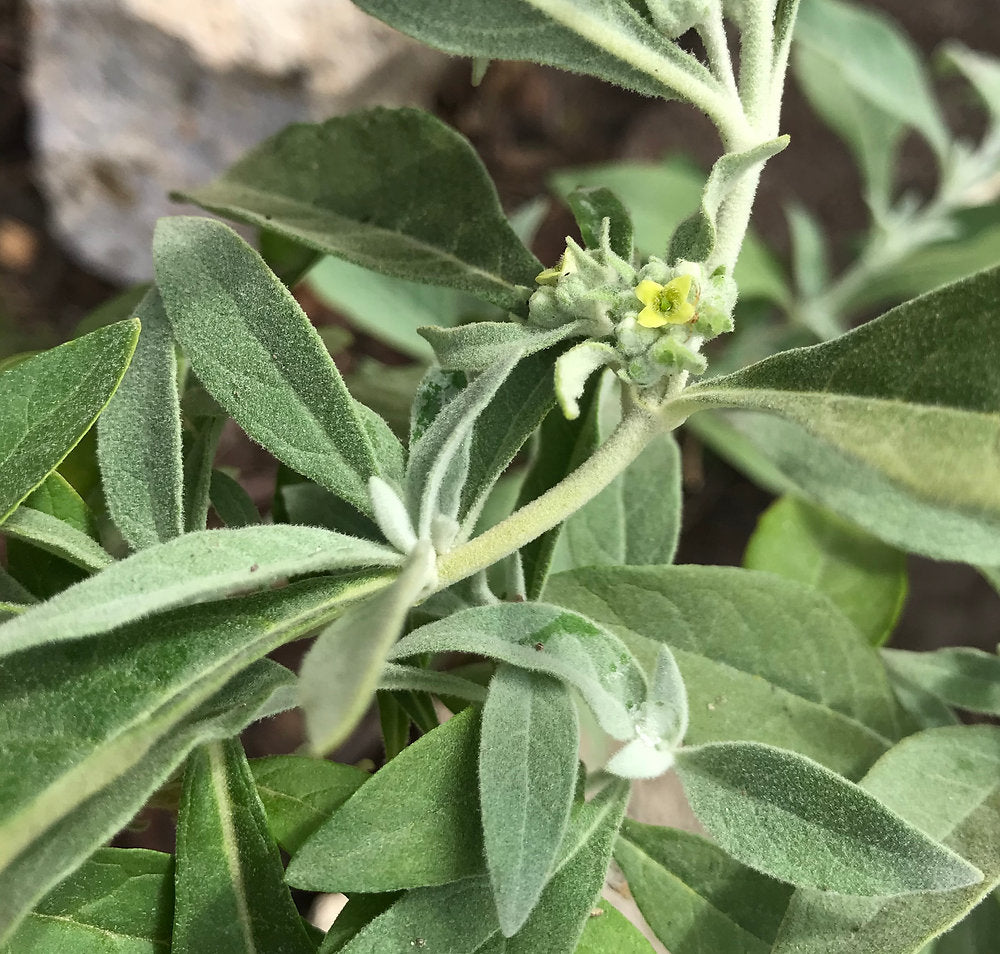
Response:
26,0,446,283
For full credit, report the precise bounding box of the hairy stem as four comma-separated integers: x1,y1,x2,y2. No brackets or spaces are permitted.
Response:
436,404,668,589
526,0,748,143
698,10,739,100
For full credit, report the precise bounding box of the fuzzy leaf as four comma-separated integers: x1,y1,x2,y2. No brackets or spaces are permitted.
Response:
406,356,521,540
480,666,580,936
771,726,1000,953
882,649,1000,717
566,186,634,260
552,431,682,571
614,821,794,953
516,377,604,600
1,505,112,574
209,470,260,528
545,565,900,779
0,647,299,945
795,0,949,171
388,603,650,744
420,321,582,373
173,740,315,954
286,707,484,893
0,848,173,954
674,741,982,895
744,496,908,646
334,780,629,954
178,109,540,312
460,349,561,530
97,288,185,550
942,43,1000,125
668,137,789,263
0,525,399,659
573,900,655,953
0,319,139,522
307,255,489,361
678,265,1000,565
154,217,400,515
249,756,368,855
299,544,433,755
351,0,718,101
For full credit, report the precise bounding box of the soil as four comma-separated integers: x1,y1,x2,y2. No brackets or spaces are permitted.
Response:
1,0,997,856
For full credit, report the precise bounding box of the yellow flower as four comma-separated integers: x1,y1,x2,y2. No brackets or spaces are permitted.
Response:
635,275,695,328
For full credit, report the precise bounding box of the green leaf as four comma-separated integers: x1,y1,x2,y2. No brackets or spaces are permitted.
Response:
614,821,794,953
0,848,173,954
461,349,561,529
280,479,383,541
388,603,650,745
925,893,1000,953
154,216,399,515
674,741,982,895
334,780,629,954
420,320,582,374
406,356,522,541
378,663,490,706
942,43,1000,126
794,0,949,175
550,159,790,304
1,505,112,574
307,255,475,361
771,726,1000,953
21,470,96,536
544,565,899,778
853,207,1000,312
210,470,261,527
178,109,540,312
787,202,831,300
0,568,33,607
744,496,907,646
882,649,1000,717
249,755,368,855
173,740,315,954
377,692,411,762
678,265,1000,564
317,894,401,954
258,228,321,287
517,378,604,600
551,432,682,572
668,137,789,264
573,900,655,953
0,524,399,659
182,415,225,533
350,0,717,102
0,645,298,944
0,318,139,522
285,707,484,893
299,545,432,755
480,666,580,936
97,288,185,550
566,186,634,260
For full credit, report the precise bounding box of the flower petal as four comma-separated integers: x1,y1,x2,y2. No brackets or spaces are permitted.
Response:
637,304,667,328
634,279,663,307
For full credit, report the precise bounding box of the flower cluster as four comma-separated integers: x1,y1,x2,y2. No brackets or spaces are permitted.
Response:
526,220,736,417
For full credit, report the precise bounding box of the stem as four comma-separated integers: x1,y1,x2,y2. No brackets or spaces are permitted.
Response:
526,0,749,143
698,10,739,101
436,405,667,590
737,1,776,128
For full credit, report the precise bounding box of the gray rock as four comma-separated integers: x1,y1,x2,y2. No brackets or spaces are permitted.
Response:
26,0,446,282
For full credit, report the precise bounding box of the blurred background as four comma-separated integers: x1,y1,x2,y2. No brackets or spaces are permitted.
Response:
0,0,997,657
